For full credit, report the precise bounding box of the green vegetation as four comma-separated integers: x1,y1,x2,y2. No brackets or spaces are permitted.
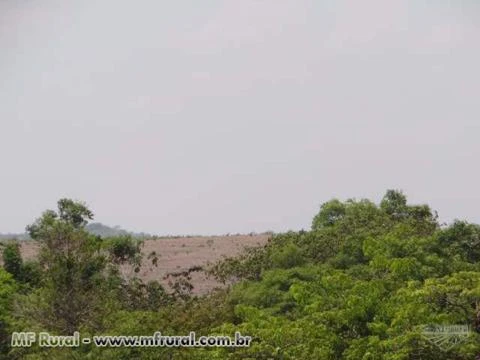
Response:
1,191,480,359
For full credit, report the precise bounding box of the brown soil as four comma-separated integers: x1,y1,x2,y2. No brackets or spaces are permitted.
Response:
7,234,270,294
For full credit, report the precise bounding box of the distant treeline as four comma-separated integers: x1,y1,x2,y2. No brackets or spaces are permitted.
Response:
0,222,153,240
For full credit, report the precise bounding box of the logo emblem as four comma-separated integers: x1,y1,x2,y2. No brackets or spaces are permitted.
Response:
422,325,471,351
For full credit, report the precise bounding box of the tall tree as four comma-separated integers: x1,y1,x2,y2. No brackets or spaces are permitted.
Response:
23,199,116,334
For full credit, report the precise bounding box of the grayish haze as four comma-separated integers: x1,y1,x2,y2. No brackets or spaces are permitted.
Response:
1,0,479,235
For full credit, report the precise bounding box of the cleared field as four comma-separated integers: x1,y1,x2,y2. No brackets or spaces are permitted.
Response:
13,234,270,294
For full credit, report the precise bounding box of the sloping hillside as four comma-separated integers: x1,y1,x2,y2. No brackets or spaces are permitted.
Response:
13,234,270,294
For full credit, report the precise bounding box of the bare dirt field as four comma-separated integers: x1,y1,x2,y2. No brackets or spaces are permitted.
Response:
11,234,270,294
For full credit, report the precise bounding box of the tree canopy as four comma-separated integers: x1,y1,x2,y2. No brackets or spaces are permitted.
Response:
1,191,480,359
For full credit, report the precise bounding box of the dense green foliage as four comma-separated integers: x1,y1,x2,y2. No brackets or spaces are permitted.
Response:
1,191,480,359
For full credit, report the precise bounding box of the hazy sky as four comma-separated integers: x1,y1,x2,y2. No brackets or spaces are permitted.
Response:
1,1,479,235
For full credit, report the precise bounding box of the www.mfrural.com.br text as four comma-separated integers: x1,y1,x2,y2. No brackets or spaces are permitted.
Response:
11,331,252,348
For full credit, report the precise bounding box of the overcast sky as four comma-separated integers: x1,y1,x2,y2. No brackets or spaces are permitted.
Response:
1,0,479,235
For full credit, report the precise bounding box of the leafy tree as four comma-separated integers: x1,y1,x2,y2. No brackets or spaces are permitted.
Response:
1,242,23,280
1,241,42,288
202,191,479,359
380,189,408,220
312,199,346,229
18,199,130,335
0,269,16,356
270,242,305,269
438,220,480,263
